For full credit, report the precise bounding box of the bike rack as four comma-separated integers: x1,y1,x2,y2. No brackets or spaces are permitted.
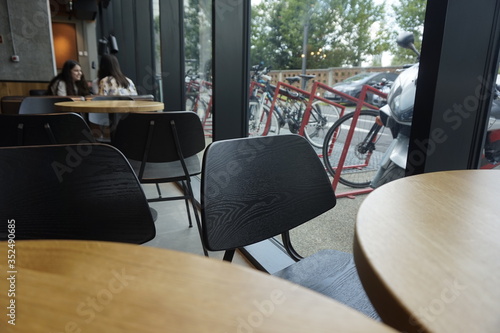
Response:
264,81,346,136
193,80,213,137
251,77,389,199
316,83,387,198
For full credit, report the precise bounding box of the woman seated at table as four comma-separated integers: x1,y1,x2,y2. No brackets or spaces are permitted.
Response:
89,54,138,140
94,54,137,96
47,60,90,96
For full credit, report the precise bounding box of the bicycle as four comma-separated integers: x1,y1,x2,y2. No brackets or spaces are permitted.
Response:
185,69,213,133
248,64,340,148
322,108,392,188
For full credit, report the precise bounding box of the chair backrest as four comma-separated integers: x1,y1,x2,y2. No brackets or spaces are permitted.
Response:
112,111,205,163
0,143,156,244
29,89,48,96
131,94,155,101
92,95,134,101
1,96,25,114
0,113,95,147
19,96,74,114
201,134,336,251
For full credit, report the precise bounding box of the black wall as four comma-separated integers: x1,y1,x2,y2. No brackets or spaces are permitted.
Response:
96,0,157,97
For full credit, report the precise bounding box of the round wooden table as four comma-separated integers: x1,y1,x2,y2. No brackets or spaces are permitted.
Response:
54,100,164,113
354,169,500,333
0,240,397,333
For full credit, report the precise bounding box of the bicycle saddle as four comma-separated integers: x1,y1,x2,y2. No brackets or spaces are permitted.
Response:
285,76,301,84
299,74,316,80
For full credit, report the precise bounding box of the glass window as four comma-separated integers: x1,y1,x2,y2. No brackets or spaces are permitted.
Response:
184,0,213,146
249,0,427,256
480,67,500,170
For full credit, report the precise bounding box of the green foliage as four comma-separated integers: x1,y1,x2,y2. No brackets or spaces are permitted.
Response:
251,0,389,69
390,0,427,65
184,0,202,69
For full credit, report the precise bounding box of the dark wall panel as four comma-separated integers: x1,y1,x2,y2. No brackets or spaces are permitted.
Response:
159,0,185,110
408,0,500,173
96,0,156,97
212,0,250,140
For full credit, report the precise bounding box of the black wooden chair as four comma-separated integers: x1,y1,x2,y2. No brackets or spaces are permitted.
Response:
0,96,25,114
200,134,379,319
18,96,75,114
112,111,207,255
29,89,48,96
0,143,156,244
131,94,155,101
0,113,95,147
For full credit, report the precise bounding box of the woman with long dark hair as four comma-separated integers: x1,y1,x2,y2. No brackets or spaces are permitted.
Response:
47,60,90,96
97,54,137,95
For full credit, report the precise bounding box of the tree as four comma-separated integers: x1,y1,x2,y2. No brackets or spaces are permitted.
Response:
332,0,388,67
250,0,389,70
390,0,427,65
184,0,201,71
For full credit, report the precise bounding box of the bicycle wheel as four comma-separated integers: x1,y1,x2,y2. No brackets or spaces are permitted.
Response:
248,103,280,136
185,95,197,112
322,109,391,188
304,100,341,148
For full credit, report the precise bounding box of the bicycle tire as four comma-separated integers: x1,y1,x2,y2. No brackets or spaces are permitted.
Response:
304,100,341,148
248,102,280,137
322,109,390,188
185,95,197,112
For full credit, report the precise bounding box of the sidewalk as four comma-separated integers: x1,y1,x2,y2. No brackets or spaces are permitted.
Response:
290,186,369,257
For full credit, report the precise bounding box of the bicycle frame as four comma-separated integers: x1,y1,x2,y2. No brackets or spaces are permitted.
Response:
263,81,345,137
249,81,276,132
323,84,387,197
186,78,213,135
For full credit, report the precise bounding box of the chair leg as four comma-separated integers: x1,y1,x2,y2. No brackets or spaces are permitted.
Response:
183,179,209,257
181,181,193,228
155,183,163,199
190,199,208,257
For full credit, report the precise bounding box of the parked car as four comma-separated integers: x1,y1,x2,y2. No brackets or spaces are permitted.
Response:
324,71,399,105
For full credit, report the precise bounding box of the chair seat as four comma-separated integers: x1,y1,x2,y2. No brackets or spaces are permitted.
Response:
127,154,201,182
273,249,379,320
89,113,110,126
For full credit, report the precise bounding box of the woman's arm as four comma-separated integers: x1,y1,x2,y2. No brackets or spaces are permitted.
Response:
56,81,67,96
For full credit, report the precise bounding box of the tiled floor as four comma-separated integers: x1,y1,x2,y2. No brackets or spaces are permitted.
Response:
141,182,253,268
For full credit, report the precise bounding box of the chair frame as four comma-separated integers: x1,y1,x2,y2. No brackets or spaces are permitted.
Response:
0,112,95,147
201,134,336,261
18,96,75,115
112,111,207,255
200,134,379,319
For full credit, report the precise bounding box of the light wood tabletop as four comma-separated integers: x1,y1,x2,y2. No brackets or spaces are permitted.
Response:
54,100,164,113
0,240,398,333
354,169,500,333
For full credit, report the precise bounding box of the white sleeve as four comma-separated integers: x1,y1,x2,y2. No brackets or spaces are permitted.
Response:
56,81,67,96
127,78,138,96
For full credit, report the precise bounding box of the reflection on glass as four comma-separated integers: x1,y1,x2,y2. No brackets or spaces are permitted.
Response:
184,0,213,141
152,0,163,101
248,0,429,256
481,75,500,169
249,1,427,189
